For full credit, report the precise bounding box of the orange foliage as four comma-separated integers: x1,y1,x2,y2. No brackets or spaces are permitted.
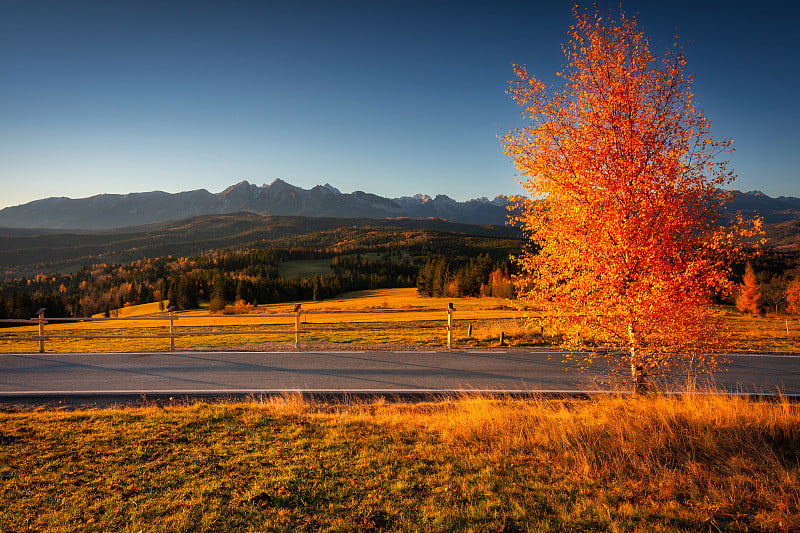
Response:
502,5,761,390
786,278,800,315
481,268,515,299
221,299,256,315
735,264,763,315
445,278,462,298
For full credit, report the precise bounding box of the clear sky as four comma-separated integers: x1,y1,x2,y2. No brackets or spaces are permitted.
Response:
0,0,797,210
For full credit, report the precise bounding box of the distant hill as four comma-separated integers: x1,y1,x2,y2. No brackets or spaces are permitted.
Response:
764,217,800,251
0,212,522,277
0,179,512,230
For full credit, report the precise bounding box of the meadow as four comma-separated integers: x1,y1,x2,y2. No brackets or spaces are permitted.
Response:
1,288,799,354
3,289,799,532
277,258,335,280
1,392,798,532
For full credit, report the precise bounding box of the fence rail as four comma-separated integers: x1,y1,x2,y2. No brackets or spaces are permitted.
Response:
0,304,456,353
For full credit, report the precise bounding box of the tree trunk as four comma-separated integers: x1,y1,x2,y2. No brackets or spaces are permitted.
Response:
628,323,647,394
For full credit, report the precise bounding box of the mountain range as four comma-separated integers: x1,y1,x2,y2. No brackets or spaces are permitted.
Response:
0,179,512,230
0,179,798,230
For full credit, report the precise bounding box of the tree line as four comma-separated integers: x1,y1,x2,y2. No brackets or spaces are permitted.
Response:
0,248,419,319
163,251,417,311
734,253,800,315
416,254,515,299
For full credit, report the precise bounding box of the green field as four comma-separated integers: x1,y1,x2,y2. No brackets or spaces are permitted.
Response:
278,258,334,280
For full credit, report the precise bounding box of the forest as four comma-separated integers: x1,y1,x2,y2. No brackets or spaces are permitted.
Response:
2,241,798,321
0,225,520,320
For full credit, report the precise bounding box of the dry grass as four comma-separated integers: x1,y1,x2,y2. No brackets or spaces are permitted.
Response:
1,391,798,531
0,289,519,353
219,390,800,531
2,289,799,353
721,307,800,353
90,301,169,318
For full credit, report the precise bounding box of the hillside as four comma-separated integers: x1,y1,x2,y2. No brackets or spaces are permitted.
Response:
2,207,797,280
764,217,800,251
0,212,521,278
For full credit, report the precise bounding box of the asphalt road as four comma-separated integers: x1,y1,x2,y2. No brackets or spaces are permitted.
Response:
1,350,799,403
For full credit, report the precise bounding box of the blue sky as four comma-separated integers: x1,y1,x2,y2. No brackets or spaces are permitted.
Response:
0,0,797,210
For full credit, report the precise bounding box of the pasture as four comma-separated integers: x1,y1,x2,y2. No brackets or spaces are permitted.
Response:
277,258,334,280
1,288,799,354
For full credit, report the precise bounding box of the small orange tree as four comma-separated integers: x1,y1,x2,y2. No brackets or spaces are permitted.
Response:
503,6,760,391
735,264,763,315
786,278,800,315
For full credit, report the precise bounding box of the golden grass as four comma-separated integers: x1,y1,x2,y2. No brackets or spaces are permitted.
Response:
91,301,168,318
351,391,800,530
1,391,798,531
1,288,798,353
721,307,800,353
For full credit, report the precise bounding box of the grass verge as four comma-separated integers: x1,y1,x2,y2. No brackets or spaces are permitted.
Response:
1,392,798,532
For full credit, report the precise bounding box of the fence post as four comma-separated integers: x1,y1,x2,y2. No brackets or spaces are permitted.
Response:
167,306,176,351
36,308,46,353
447,303,453,349
294,304,301,350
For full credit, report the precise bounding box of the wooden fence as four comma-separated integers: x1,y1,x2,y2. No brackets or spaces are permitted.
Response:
0,304,455,353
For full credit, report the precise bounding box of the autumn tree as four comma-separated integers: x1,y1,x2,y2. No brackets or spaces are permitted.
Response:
482,267,515,299
759,275,785,315
735,264,763,315
503,5,760,391
786,278,800,315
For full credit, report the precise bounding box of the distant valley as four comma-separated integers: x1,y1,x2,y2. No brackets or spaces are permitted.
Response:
0,213,521,278
0,213,523,317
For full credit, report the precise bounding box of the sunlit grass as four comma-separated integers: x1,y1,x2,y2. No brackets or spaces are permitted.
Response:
1,288,798,353
90,301,169,318
1,392,798,531
720,307,800,353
